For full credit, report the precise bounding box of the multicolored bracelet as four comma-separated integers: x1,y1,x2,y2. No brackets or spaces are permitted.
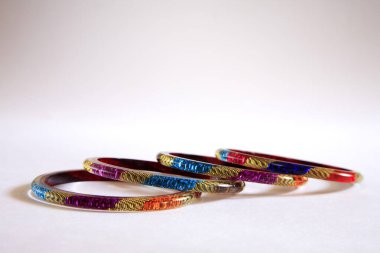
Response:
157,152,308,186
83,158,245,193
31,170,201,212
215,149,363,183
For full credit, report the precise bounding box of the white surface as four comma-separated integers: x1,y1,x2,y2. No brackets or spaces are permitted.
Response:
1,0,379,252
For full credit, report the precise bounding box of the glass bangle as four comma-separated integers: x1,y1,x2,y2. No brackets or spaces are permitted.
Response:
215,149,363,183
31,170,201,212
83,158,245,193
157,152,307,186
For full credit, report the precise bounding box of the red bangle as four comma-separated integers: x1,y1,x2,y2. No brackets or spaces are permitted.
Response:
215,149,363,183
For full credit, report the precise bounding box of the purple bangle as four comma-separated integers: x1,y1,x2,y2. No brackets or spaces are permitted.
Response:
31,170,201,212
157,152,308,186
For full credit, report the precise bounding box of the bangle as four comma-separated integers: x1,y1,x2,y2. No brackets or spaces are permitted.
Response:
215,149,363,183
157,152,307,186
83,158,245,193
31,170,201,212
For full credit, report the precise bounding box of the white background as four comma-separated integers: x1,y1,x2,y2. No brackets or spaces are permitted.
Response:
1,0,379,252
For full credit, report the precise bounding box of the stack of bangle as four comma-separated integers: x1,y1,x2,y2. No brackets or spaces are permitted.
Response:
30,148,362,212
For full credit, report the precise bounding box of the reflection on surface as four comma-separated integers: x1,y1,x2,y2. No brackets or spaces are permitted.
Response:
195,180,354,204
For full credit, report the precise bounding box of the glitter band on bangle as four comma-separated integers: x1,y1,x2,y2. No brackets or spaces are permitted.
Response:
31,170,201,212
157,152,307,186
215,149,363,183
83,158,245,193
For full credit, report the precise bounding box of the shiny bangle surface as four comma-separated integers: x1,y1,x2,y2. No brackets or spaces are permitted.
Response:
31,170,201,212
83,158,245,193
216,149,362,183
157,152,307,186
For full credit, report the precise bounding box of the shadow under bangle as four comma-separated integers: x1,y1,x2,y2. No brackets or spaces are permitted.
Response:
31,170,201,212
157,152,307,186
215,149,363,183
83,158,245,193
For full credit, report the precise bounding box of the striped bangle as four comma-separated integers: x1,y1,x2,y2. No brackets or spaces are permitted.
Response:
216,149,363,183
83,158,245,193
31,170,201,212
157,152,307,186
